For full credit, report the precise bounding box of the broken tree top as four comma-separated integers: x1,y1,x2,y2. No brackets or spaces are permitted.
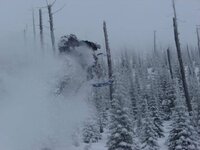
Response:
58,34,101,53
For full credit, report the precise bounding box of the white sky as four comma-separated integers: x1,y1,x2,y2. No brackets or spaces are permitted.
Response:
0,0,200,51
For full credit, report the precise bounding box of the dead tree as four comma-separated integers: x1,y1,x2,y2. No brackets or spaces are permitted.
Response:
196,27,200,58
46,0,56,54
39,9,44,51
186,45,195,77
32,8,36,45
167,48,173,79
154,30,157,55
172,0,192,113
187,45,192,64
103,21,113,104
23,25,28,47
163,50,168,67
45,0,65,54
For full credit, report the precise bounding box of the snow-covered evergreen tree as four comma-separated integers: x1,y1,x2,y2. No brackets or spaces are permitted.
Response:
107,72,133,150
161,80,175,120
147,93,164,138
91,53,110,133
141,99,159,150
82,119,101,144
134,69,143,133
151,65,175,120
119,53,139,123
93,87,108,133
168,84,198,150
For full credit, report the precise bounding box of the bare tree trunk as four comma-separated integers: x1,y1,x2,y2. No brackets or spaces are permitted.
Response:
23,25,28,47
154,30,157,55
186,45,195,77
47,5,56,54
172,0,192,113
167,48,173,79
187,45,192,64
32,9,36,45
163,50,168,67
103,21,113,104
39,9,44,51
196,27,200,58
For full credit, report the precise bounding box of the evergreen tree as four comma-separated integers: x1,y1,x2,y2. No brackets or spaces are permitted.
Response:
93,87,108,133
92,54,109,133
107,72,133,150
134,68,143,132
82,119,101,144
147,92,164,138
120,53,137,121
161,79,175,120
142,67,164,138
152,66,175,120
187,73,200,127
168,84,198,150
141,99,159,150
196,90,200,138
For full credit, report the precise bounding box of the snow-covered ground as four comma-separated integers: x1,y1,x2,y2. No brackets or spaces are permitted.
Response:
0,49,90,150
158,121,172,150
70,121,172,150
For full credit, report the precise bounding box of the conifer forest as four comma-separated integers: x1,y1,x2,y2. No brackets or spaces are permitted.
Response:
0,0,200,150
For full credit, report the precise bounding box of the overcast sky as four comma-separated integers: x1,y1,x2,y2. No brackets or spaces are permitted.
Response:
0,0,200,51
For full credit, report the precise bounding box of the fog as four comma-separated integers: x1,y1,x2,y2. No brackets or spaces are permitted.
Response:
0,0,200,51
0,47,91,150
0,0,199,149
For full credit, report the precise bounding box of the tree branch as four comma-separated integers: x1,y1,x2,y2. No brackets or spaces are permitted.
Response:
53,4,66,15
